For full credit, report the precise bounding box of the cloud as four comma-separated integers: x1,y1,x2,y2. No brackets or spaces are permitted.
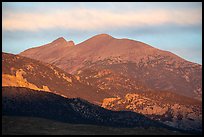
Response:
2,7,202,32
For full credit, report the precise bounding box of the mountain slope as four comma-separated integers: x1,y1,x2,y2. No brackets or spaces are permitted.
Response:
18,34,202,132
2,52,110,104
20,37,75,63
101,91,202,132
2,87,178,131
20,34,202,100
20,34,184,73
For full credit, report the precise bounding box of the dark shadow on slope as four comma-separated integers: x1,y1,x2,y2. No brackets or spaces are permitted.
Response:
2,87,201,135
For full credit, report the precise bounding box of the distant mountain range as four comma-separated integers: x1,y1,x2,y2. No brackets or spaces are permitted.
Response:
2,34,202,134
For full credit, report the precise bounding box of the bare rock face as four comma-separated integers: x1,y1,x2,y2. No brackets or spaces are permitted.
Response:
101,91,202,132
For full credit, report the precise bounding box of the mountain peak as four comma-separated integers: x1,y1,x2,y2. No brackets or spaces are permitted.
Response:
94,33,113,39
67,40,75,46
51,37,67,44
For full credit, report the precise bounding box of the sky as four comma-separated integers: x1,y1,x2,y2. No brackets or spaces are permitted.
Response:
2,2,202,64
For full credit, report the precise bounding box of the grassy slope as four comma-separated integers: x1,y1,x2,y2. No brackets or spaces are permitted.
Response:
2,116,187,135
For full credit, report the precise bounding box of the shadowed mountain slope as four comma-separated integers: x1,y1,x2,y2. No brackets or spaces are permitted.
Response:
2,86,178,130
